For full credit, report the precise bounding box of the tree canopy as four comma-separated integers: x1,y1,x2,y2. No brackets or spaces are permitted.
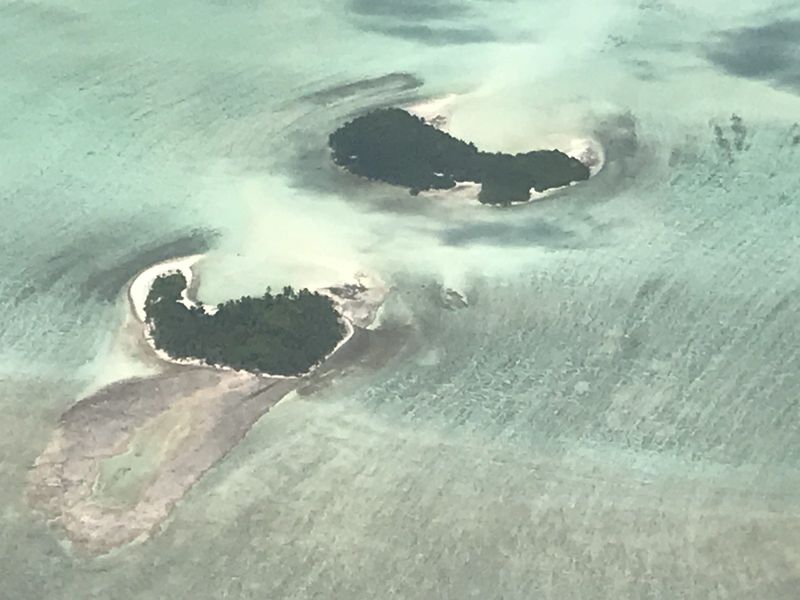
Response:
144,273,344,376
329,108,590,204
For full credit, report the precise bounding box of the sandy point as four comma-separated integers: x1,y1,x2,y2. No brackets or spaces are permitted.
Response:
129,254,205,323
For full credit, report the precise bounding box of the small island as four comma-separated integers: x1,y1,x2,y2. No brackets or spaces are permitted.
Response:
145,273,345,376
27,256,391,554
329,108,591,204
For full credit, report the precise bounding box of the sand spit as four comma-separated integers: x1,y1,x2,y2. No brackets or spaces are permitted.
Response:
27,368,298,554
27,258,390,554
129,254,203,322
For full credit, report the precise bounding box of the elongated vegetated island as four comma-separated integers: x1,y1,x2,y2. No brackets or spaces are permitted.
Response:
145,273,345,376
329,108,591,204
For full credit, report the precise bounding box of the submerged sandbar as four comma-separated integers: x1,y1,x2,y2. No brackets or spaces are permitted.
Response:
27,256,389,554
27,368,297,554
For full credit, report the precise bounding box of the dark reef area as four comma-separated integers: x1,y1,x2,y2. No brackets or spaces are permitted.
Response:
329,108,590,204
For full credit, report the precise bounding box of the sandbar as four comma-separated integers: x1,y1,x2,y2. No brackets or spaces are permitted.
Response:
27,257,389,554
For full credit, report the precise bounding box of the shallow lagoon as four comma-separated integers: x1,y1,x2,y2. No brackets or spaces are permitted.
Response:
4,0,800,597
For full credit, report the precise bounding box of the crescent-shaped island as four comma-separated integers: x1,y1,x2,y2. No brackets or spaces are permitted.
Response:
26,257,390,554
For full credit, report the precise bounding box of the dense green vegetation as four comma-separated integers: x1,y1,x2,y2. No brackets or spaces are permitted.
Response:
144,273,345,376
329,108,590,204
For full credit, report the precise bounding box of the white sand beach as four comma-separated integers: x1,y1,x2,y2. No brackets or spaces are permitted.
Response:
129,254,205,323
128,255,386,378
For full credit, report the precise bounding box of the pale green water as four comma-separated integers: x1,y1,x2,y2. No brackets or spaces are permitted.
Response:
4,0,800,597
94,408,187,508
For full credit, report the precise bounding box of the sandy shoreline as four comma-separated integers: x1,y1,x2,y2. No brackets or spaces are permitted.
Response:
27,256,390,555
128,255,385,379
128,254,204,322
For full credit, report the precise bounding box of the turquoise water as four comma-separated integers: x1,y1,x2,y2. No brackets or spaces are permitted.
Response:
4,0,800,597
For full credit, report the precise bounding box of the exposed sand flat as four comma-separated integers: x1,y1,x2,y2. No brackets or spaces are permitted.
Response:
27,367,298,554
27,256,391,555
25,318,407,555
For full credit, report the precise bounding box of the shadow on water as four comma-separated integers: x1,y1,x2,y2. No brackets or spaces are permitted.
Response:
297,72,424,106
23,228,217,303
347,0,498,46
706,19,800,94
